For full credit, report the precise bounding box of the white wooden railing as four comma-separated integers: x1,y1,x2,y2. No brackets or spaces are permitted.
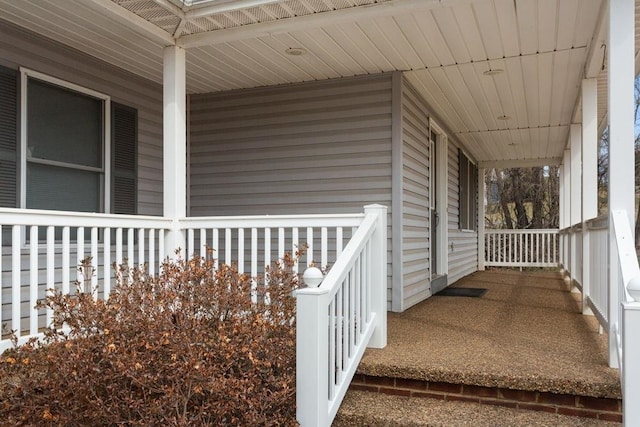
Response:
0,205,388,426
296,204,387,427
0,208,172,352
611,210,640,423
562,211,640,424
484,229,559,268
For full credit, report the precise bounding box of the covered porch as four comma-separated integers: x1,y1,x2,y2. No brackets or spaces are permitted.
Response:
0,0,640,425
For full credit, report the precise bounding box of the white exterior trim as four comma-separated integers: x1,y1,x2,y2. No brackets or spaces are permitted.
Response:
391,71,404,312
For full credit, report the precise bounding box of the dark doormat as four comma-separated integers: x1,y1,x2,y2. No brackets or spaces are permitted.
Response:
435,287,487,298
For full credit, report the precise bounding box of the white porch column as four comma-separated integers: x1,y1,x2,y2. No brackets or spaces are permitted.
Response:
570,125,582,227
163,45,187,258
570,125,582,293
559,163,565,269
608,0,635,370
582,78,598,315
562,149,571,276
478,167,485,271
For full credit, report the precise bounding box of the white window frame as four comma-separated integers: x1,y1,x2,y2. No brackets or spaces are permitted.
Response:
19,68,111,213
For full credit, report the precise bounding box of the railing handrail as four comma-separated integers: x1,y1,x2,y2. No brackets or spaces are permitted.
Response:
181,213,365,229
0,207,172,228
484,228,559,235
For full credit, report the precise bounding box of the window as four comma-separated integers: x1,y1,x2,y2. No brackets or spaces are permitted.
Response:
458,149,478,230
0,66,137,214
23,72,108,212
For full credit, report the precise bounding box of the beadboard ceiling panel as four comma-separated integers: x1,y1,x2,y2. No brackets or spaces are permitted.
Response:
0,0,622,165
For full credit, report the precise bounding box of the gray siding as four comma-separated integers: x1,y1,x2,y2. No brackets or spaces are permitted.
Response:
0,19,163,216
189,74,394,306
400,79,431,309
447,140,478,283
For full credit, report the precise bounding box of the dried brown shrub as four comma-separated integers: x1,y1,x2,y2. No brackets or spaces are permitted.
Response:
0,251,301,426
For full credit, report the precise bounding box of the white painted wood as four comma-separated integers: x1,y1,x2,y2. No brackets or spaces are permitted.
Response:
570,124,582,226
391,71,404,312
608,0,635,371
582,79,598,221
163,45,187,258
478,167,485,270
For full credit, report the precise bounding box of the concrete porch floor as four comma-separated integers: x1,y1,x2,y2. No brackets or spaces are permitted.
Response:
334,270,622,425
357,269,620,399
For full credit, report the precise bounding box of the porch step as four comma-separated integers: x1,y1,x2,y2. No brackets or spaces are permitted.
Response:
333,390,621,427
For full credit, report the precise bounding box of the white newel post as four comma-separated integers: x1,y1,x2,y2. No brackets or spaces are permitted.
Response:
365,204,387,348
296,286,329,426
582,78,598,315
163,45,187,259
559,164,565,269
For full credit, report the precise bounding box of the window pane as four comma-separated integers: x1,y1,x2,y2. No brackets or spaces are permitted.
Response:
27,163,101,212
27,78,102,168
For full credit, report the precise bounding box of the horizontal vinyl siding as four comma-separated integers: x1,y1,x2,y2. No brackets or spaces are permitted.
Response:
447,140,478,283
189,74,393,307
401,80,430,309
0,19,163,216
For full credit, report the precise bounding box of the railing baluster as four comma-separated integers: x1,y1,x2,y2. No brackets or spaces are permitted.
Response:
337,227,343,256
60,228,70,299
225,228,232,266
251,227,257,303
307,226,313,267
127,228,134,268
29,225,38,336
158,229,165,269
321,227,328,268
46,226,54,327
337,285,344,382
292,227,299,273
116,227,123,267
91,227,98,298
138,228,145,268
12,225,21,338
355,256,361,340
77,227,85,286
278,227,285,260
264,228,271,288
238,228,245,274
104,227,111,297
187,228,195,258
200,228,207,258
148,229,155,277
212,228,219,269
329,298,336,399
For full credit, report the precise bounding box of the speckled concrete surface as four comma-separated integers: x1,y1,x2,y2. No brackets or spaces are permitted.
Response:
358,270,621,398
334,390,620,427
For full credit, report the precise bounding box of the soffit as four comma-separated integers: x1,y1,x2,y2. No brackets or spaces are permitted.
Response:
0,0,611,165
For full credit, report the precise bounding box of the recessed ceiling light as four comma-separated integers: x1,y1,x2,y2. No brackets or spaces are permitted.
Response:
483,68,504,76
285,47,307,56
497,115,511,121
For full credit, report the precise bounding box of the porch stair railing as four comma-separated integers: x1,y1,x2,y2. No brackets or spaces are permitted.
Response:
560,210,640,424
0,204,388,426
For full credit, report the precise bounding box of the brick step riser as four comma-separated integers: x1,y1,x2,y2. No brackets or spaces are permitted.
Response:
350,374,622,423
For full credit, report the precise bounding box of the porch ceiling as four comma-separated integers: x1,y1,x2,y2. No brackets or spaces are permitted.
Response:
0,0,625,166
